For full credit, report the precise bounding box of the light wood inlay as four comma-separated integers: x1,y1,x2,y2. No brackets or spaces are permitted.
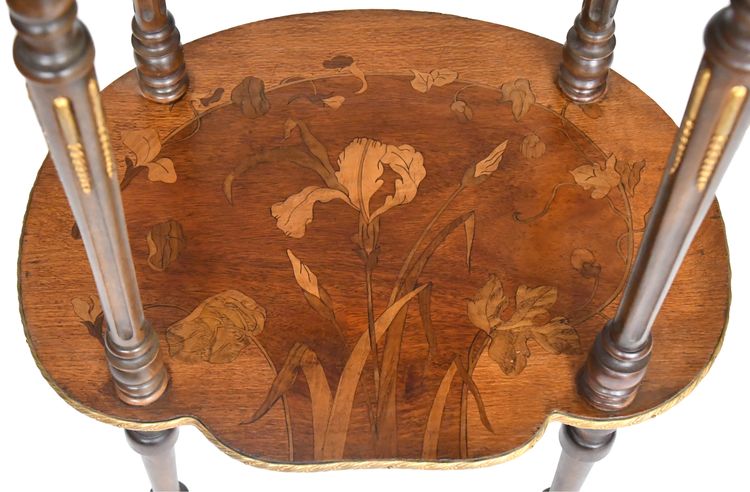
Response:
19,11,729,469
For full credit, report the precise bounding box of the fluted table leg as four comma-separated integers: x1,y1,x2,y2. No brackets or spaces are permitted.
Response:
7,0,168,405
580,0,750,412
549,1,750,490
8,0,180,487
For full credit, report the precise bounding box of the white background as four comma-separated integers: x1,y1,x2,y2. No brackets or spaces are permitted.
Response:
1,1,747,490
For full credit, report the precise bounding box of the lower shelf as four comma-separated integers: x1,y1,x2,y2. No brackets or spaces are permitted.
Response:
18,10,729,470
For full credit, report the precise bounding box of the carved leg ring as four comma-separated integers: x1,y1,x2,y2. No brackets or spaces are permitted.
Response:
126,429,187,492
578,322,652,411
131,0,188,103
548,426,616,492
553,3,750,491
558,0,619,103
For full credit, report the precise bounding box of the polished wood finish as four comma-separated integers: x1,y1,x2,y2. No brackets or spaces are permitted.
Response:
8,0,168,405
126,429,187,492
549,426,615,491
559,0,618,103
17,11,729,469
131,0,188,103
551,3,750,489
579,0,750,412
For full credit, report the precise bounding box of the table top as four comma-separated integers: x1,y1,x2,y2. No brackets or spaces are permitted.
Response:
18,10,729,469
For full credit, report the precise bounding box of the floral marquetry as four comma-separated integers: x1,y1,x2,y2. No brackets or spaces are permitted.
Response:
18,10,729,470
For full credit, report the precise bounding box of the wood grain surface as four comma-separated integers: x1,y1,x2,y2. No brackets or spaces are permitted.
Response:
18,10,729,469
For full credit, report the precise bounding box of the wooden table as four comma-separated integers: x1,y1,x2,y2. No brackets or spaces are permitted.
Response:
18,10,729,471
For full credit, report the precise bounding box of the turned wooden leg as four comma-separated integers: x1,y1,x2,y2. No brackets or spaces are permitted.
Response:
553,3,750,489
7,0,168,404
578,0,750,411
558,0,618,103
131,0,188,103
548,427,615,492
126,429,187,492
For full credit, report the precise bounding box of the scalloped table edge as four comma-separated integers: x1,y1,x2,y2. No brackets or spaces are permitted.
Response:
19,289,728,471
15,8,733,471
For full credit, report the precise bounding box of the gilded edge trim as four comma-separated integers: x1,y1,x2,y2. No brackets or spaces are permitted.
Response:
19,275,730,472
53,97,91,193
24,67,732,472
697,85,748,191
671,67,711,175
87,78,115,179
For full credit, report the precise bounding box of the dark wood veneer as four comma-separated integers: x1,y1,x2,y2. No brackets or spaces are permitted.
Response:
17,9,729,469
